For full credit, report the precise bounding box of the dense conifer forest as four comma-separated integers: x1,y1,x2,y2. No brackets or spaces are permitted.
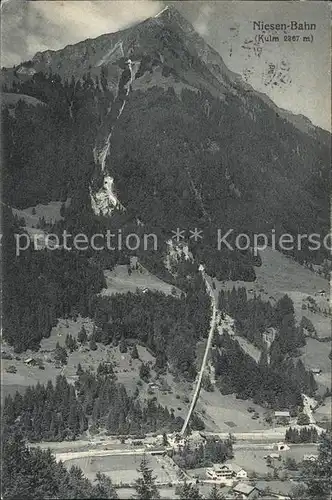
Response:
3,369,185,442
214,290,317,409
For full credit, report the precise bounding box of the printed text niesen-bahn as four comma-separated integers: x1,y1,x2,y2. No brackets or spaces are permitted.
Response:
253,21,316,31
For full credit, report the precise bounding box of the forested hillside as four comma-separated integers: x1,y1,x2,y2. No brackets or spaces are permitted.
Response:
1,5,331,499
3,371,184,442
213,291,318,410
2,206,106,351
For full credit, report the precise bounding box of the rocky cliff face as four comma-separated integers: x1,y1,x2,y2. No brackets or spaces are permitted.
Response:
90,59,136,216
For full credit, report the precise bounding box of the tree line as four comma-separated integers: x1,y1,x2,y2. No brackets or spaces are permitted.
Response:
3,369,184,442
285,426,319,443
172,437,233,469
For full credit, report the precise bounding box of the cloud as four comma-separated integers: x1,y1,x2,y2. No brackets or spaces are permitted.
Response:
1,0,163,66
192,3,213,36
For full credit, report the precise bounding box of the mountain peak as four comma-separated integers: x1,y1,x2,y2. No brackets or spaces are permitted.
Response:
155,5,180,19
153,4,193,31
154,5,171,18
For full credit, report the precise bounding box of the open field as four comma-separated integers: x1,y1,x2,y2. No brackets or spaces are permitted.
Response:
232,443,319,476
64,453,178,484
314,396,332,426
101,265,180,297
2,92,46,108
196,391,268,433
12,200,70,227
300,338,331,391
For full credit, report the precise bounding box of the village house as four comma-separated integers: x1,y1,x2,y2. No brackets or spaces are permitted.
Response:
24,357,38,366
168,435,185,450
264,453,281,460
232,482,259,499
303,454,318,462
274,411,291,425
311,367,322,375
206,463,247,481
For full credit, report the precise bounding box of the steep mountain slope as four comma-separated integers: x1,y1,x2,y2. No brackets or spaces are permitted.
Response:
1,5,330,265
2,7,331,458
2,6,329,140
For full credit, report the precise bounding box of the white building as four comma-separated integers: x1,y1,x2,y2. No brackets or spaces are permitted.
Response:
206,463,247,481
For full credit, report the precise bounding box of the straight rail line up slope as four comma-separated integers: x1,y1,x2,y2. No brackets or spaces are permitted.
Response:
180,269,217,435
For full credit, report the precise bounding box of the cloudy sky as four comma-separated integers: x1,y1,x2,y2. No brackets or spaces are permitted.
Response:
1,0,331,130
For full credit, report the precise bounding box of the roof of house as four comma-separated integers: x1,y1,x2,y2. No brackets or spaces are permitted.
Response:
303,454,318,460
227,463,245,473
274,411,290,417
233,482,257,495
24,357,34,363
212,464,228,471
255,480,293,497
212,463,244,473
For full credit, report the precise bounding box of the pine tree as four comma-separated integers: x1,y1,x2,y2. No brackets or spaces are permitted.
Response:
89,337,97,351
54,342,68,365
162,432,169,447
132,456,160,499
68,404,79,437
78,326,88,344
303,432,332,499
92,472,118,499
119,336,128,353
131,344,139,360
139,363,150,382
273,294,295,327
258,345,269,368
209,484,224,499
175,481,203,500
65,334,78,352
297,412,310,426
76,363,84,376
